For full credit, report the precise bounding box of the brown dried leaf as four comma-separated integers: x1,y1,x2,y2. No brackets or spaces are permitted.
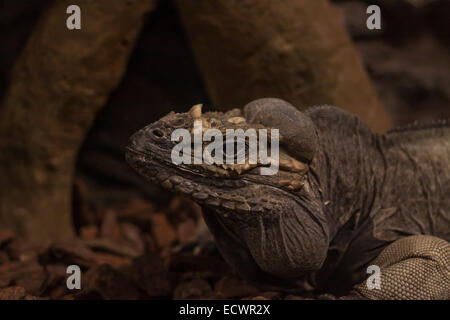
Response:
214,276,259,299
173,279,213,299
83,238,141,258
77,264,142,300
100,210,121,240
38,241,98,268
0,286,26,300
120,222,145,253
79,225,98,240
0,230,14,247
92,252,132,269
116,198,155,219
0,260,45,295
124,251,172,298
150,213,176,248
177,219,197,244
0,252,9,265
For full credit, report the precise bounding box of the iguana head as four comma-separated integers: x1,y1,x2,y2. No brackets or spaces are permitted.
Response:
126,98,329,280
126,103,312,210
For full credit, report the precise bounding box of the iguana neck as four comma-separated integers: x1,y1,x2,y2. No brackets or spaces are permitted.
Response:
306,107,384,240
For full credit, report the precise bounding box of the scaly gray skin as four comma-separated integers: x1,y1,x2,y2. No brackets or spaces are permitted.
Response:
126,98,450,299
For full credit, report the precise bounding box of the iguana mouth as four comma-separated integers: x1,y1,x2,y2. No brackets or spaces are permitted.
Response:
126,145,303,215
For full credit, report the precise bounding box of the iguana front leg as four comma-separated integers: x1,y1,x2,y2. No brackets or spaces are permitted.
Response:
350,235,450,299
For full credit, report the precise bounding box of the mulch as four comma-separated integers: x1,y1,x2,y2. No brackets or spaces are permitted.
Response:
0,196,312,300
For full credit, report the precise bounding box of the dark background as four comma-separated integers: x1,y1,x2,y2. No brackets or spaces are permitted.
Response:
0,0,448,300
1,0,449,210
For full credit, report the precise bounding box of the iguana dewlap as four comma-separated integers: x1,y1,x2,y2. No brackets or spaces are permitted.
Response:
126,98,450,299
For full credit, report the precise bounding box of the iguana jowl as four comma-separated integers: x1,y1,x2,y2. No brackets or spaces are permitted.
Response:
126,98,450,299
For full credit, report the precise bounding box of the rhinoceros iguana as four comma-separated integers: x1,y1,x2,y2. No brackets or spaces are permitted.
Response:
126,98,450,299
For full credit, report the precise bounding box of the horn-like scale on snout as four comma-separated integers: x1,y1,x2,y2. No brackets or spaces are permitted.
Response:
189,104,202,119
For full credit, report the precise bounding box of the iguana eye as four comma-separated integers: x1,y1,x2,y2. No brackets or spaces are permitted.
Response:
151,129,164,138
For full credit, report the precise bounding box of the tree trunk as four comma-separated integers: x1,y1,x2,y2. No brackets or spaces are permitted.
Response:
0,0,155,240
176,0,392,132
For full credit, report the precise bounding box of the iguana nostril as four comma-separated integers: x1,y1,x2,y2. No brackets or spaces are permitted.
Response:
152,129,164,138
128,130,148,153
129,131,142,146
